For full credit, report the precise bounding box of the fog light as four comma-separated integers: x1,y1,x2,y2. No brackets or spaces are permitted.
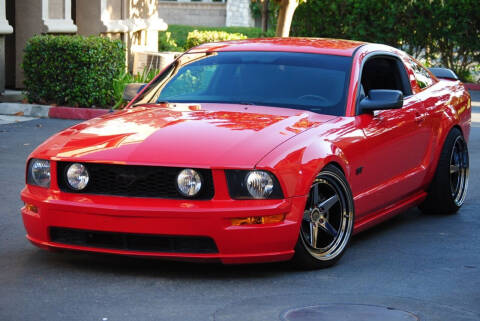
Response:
177,169,202,197
25,203,38,213
66,163,89,190
231,214,285,226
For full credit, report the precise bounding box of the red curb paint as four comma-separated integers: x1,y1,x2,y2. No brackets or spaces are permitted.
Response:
465,83,480,91
48,106,110,120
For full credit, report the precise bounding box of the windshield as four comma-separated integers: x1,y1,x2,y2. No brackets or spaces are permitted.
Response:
132,51,352,116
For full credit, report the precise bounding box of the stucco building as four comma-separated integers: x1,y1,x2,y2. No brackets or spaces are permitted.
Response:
0,0,13,93
1,0,254,92
2,0,167,91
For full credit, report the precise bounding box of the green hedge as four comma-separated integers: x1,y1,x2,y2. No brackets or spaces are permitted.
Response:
291,0,480,82
159,25,273,52
185,30,248,50
23,35,125,108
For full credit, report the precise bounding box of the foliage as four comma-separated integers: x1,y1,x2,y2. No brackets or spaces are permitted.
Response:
291,0,480,82
250,0,281,31
185,30,248,50
113,67,159,109
158,32,180,52
22,35,125,108
429,0,479,82
159,25,273,52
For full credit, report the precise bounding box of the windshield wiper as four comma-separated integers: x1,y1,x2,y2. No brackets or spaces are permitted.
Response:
133,101,169,107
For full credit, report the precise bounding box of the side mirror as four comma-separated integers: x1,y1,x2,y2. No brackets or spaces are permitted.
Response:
123,83,146,101
359,89,403,114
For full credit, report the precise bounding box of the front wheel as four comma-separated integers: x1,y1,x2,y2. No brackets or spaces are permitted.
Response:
419,127,469,215
292,164,354,269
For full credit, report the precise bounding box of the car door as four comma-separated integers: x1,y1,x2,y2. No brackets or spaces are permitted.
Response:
353,55,431,218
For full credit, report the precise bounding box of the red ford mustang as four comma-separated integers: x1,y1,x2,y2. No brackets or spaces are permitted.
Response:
21,38,471,268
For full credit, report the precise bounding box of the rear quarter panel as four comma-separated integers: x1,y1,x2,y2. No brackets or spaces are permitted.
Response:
415,80,471,188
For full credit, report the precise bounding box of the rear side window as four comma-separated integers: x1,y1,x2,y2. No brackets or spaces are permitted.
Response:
409,59,434,89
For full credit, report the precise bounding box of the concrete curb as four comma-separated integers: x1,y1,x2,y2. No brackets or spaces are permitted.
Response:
0,103,50,118
0,103,111,120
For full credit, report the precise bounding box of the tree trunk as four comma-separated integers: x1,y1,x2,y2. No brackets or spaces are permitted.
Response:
275,0,299,37
261,0,269,33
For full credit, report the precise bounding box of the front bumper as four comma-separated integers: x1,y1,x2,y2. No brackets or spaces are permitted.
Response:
21,185,307,264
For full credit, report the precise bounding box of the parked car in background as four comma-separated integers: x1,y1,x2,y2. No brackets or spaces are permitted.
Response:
21,38,471,269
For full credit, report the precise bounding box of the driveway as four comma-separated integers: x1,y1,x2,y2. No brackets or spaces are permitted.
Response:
0,92,479,321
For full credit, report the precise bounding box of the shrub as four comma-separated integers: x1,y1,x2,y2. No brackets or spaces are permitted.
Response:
158,32,181,52
113,67,159,109
22,35,125,108
291,0,480,82
159,25,272,52
185,30,248,50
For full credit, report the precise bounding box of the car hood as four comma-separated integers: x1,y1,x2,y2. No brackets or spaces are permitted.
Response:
35,103,336,168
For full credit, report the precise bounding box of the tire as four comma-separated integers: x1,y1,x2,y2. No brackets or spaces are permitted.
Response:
419,127,469,215
292,164,355,269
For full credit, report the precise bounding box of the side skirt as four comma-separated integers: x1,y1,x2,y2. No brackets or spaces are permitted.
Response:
353,190,427,235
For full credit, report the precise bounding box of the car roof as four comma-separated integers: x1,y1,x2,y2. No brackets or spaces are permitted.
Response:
188,38,367,57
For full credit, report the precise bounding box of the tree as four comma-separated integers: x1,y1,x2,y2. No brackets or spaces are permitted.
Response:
275,0,306,37
252,0,305,37
261,0,270,33
252,0,271,34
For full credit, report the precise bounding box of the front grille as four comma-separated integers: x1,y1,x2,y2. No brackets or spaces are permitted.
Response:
50,227,218,254
57,162,214,199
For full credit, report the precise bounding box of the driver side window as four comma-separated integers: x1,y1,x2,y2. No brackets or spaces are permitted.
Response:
360,56,412,99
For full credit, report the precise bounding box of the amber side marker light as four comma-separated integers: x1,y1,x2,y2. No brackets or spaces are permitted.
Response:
231,214,285,226
25,203,38,213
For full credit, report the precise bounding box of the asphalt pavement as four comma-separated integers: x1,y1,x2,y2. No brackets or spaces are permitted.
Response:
0,93,479,321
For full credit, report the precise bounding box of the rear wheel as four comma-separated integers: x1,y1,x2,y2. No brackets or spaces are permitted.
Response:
419,128,469,214
292,164,354,269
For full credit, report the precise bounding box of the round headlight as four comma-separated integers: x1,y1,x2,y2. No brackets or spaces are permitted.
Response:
66,163,89,190
177,169,202,197
30,159,51,187
246,171,274,199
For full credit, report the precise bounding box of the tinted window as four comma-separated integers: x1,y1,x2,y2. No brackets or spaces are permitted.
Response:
361,57,411,96
410,59,433,89
133,52,353,116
